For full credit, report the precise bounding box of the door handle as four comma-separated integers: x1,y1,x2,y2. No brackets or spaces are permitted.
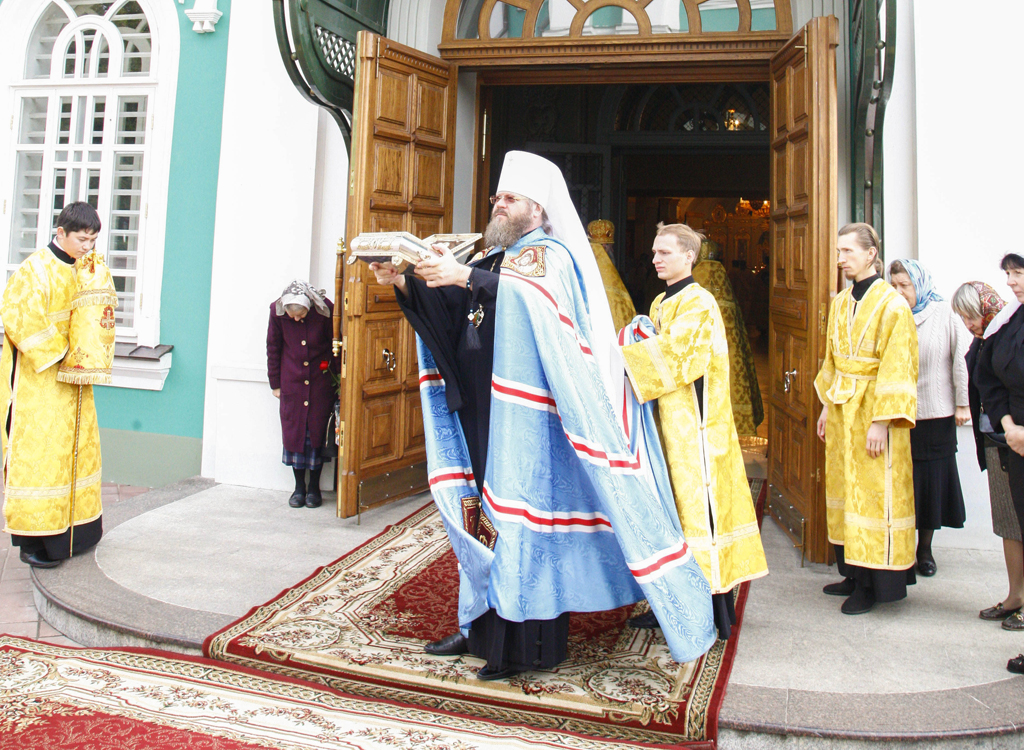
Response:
382,348,396,372
783,369,798,393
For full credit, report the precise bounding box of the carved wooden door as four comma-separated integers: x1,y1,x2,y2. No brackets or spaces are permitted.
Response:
767,16,838,564
338,30,457,518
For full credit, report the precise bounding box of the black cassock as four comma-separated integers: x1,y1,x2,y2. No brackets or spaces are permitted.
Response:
397,250,570,672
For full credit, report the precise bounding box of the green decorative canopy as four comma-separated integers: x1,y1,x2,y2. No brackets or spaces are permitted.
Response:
272,0,389,142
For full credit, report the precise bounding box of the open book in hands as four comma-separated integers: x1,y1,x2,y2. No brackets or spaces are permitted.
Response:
346,232,482,273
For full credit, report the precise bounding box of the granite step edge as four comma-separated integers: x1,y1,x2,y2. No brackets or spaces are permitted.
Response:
719,681,1024,741
30,476,232,655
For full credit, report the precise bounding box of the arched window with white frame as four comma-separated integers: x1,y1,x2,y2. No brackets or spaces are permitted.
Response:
3,0,178,346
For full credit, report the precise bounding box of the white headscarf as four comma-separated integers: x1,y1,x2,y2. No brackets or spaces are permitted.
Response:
496,151,625,418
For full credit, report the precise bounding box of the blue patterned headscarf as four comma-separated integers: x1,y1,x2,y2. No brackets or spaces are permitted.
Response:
890,258,942,314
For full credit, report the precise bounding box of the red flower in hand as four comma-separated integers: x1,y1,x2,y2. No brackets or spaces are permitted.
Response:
320,360,330,372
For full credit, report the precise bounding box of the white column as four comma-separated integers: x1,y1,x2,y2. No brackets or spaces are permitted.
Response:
201,2,320,491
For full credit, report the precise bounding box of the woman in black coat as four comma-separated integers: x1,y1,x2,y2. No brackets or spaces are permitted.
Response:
975,253,1024,674
267,281,337,508
952,282,1021,627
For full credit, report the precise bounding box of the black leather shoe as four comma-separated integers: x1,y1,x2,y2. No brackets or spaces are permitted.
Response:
476,665,519,681
288,490,305,508
916,556,937,577
823,577,856,596
20,549,61,569
1008,654,1024,674
841,586,875,615
980,603,1022,621
627,610,660,629
424,633,469,656
305,492,322,509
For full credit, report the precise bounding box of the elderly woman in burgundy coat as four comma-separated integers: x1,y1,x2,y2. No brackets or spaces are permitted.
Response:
267,281,337,508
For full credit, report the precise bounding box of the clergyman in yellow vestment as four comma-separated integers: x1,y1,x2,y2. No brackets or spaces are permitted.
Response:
622,223,767,638
814,223,918,615
586,219,637,333
692,240,764,436
1,203,109,568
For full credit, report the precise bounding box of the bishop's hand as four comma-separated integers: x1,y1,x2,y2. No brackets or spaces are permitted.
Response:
415,243,472,288
369,261,407,294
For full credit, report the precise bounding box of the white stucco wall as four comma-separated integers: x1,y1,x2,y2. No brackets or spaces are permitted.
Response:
884,0,1024,551
200,3,327,492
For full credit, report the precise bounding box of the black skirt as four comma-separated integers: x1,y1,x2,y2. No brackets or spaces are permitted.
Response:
910,417,966,530
834,544,915,603
468,609,570,671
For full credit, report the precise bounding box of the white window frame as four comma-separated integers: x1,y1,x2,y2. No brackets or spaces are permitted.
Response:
0,0,180,348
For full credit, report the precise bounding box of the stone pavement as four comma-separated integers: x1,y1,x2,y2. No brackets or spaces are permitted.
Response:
0,483,147,647
3,472,1024,747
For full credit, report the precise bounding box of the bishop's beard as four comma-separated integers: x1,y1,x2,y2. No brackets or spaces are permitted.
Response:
484,210,534,249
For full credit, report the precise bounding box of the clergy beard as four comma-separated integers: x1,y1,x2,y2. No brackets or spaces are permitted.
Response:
484,210,534,249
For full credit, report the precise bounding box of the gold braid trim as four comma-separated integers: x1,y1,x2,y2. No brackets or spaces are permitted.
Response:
71,289,119,309
57,365,112,385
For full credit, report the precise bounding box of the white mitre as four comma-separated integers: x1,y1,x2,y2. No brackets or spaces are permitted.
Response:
496,150,625,427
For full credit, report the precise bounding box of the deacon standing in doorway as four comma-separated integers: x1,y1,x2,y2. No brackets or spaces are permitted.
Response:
620,223,768,639
371,151,716,679
815,223,919,614
2,202,112,568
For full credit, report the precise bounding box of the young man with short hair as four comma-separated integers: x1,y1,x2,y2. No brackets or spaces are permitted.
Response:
621,222,768,639
1,202,107,568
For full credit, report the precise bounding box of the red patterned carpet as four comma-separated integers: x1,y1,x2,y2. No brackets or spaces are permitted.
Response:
0,636,674,749
205,479,767,748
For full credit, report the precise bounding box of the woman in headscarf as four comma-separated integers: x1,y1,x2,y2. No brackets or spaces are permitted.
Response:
952,282,1022,630
889,259,970,576
974,254,1024,676
267,281,337,509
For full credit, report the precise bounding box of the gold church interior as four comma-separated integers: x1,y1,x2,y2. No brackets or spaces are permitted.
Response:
481,82,773,441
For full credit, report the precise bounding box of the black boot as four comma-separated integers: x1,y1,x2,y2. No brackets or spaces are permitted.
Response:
916,529,936,576
289,468,306,508
305,464,324,508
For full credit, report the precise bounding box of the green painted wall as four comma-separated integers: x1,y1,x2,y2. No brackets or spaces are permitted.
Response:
93,2,232,447
0,1,233,484
100,428,203,487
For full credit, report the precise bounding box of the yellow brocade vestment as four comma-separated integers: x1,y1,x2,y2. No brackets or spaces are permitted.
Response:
813,279,918,571
1,248,102,537
590,241,637,334
692,259,764,436
621,284,768,593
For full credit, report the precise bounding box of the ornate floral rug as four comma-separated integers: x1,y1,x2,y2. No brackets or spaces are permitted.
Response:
206,479,767,749
0,636,678,750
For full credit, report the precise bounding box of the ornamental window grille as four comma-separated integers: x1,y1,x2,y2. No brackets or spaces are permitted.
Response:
8,0,154,333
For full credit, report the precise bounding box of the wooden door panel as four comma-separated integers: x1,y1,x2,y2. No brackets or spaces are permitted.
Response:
372,142,408,200
790,214,810,289
767,17,838,564
404,390,426,453
341,31,457,517
366,284,402,313
369,211,405,233
413,147,445,205
376,70,412,128
361,319,403,394
361,395,401,465
412,213,444,239
416,81,448,138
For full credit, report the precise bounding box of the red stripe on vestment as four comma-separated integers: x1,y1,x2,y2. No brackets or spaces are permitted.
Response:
629,544,691,578
482,486,613,530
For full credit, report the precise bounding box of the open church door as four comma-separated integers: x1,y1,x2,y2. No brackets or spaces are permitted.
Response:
338,30,458,518
766,16,838,564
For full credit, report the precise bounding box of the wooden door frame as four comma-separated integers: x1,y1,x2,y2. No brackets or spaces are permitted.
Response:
464,32,833,561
